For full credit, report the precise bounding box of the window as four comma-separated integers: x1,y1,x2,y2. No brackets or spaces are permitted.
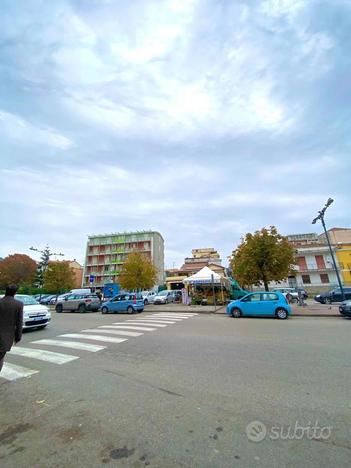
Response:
242,293,261,302
302,275,311,284
320,274,329,284
262,293,278,301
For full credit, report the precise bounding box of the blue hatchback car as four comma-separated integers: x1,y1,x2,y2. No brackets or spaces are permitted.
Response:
226,292,291,319
101,293,144,314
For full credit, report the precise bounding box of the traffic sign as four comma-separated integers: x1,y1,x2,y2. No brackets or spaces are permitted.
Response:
89,275,95,283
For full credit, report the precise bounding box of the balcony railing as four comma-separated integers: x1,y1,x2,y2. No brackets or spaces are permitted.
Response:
295,266,335,272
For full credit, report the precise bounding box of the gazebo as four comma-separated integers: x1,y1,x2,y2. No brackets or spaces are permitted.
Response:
183,266,230,305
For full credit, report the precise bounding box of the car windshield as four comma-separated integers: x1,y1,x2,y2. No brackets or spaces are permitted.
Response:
16,295,39,305
158,291,168,296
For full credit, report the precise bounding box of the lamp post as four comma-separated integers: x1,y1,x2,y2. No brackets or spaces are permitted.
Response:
312,198,345,301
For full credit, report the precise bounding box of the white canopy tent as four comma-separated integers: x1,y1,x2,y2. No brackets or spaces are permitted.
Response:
183,266,229,287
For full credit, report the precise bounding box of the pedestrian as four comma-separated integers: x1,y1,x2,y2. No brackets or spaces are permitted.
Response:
96,289,102,301
0,284,23,372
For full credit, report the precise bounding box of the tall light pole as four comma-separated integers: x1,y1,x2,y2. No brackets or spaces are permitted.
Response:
312,198,345,301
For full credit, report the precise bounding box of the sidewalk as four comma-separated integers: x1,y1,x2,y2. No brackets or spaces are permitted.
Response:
146,303,342,317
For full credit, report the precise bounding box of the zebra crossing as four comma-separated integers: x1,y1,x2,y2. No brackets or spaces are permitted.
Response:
0,313,198,383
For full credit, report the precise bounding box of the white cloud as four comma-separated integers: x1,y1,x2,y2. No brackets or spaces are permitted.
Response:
0,111,73,150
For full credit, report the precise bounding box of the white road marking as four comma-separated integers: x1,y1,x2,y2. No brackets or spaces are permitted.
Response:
151,314,195,318
31,339,105,352
133,319,176,324
111,325,157,331
9,346,79,364
60,334,128,344
140,317,183,323
124,321,168,327
155,313,198,316
82,328,143,337
97,327,143,337
148,314,191,320
1,362,39,381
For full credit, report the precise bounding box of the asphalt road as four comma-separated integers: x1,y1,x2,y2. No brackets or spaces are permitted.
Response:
0,310,350,467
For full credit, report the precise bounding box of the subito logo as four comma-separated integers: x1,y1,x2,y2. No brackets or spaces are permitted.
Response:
246,421,267,442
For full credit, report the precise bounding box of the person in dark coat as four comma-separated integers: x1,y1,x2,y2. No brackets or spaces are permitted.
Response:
0,284,23,372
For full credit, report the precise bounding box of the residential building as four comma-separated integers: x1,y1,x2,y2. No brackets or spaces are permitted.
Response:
318,227,351,244
67,260,83,288
282,229,351,290
83,231,164,288
335,244,351,286
166,248,225,290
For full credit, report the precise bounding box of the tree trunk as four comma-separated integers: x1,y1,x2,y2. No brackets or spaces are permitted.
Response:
262,274,269,291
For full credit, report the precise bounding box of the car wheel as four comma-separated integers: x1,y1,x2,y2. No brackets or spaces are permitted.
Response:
276,308,288,319
101,306,108,314
127,306,134,314
327,298,333,305
56,304,63,313
231,307,241,318
144,299,148,305
320,298,326,305
78,303,86,313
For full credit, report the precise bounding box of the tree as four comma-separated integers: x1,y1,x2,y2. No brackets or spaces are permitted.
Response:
119,252,157,291
0,254,37,287
30,245,64,288
43,262,76,293
231,226,296,291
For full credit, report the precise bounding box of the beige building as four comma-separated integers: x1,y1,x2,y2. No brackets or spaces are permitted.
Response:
166,247,225,290
318,227,351,244
83,231,164,287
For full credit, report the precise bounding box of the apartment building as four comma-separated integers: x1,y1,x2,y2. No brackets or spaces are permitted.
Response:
166,247,225,290
83,231,164,287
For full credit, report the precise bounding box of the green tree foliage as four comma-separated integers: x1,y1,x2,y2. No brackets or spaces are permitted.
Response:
231,226,296,291
33,245,52,288
0,254,37,287
119,252,157,291
43,262,75,294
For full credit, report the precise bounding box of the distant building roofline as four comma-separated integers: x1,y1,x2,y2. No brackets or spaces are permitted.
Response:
87,230,164,241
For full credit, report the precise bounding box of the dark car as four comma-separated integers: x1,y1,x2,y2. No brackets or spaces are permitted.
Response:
172,290,183,303
314,287,351,304
39,294,56,305
339,300,351,316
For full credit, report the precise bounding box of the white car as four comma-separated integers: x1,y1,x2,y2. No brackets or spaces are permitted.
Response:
17,295,51,330
153,290,174,304
141,291,156,305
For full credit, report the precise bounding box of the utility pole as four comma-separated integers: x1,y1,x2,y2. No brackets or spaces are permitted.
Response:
211,273,217,313
312,198,345,301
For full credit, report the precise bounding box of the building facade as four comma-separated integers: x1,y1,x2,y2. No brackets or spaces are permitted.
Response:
83,231,164,288
166,247,224,290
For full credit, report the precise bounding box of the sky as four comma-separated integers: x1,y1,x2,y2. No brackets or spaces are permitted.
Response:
0,0,350,268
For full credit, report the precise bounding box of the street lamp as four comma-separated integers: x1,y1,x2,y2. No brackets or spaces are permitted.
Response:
312,198,345,301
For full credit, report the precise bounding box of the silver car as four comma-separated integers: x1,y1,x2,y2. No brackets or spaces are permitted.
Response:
154,290,174,304
141,291,156,305
55,293,101,313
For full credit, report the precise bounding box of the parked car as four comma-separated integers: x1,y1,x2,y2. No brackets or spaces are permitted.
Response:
273,287,308,302
55,293,101,313
39,294,56,305
154,290,174,304
171,290,183,303
339,300,351,316
227,292,291,319
16,295,51,329
101,293,144,314
314,287,351,304
141,291,156,305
